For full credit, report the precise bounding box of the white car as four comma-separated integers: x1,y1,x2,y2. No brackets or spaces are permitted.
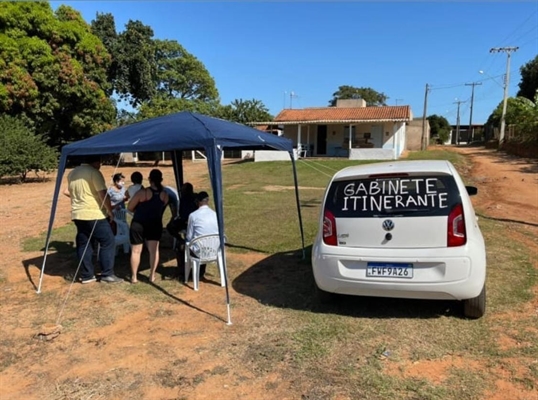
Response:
312,160,487,318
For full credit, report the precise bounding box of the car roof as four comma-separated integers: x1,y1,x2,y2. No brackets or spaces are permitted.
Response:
333,160,454,180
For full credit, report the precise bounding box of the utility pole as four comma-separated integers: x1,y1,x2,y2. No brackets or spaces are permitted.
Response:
490,46,518,146
454,100,465,145
465,82,482,143
421,84,430,150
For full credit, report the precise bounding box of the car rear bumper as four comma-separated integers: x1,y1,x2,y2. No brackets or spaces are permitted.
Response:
312,244,486,301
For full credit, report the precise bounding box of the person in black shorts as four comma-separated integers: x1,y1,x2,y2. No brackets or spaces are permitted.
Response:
127,169,169,284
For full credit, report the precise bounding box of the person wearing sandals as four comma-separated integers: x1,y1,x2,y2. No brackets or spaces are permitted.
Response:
128,169,169,284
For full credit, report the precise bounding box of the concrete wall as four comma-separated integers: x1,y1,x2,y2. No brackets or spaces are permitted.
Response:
406,119,429,150
254,150,296,162
335,98,367,108
349,148,395,160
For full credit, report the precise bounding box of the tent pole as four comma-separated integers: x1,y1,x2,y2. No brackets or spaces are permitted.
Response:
172,150,184,189
37,154,68,293
207,144,232,325
290,152,306,259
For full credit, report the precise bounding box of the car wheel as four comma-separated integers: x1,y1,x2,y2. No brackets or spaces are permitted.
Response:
463,285,486,319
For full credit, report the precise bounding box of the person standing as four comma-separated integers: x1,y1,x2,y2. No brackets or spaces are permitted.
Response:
64,155,123,284
128,169,169,284
186,191,219,279
126,171,144,200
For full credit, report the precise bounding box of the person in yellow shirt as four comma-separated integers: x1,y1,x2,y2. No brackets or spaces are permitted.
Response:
63,155,123,284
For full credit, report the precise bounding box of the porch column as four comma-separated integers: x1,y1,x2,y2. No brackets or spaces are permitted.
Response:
297,124,302,153
307,125,310,154
348,124,353,150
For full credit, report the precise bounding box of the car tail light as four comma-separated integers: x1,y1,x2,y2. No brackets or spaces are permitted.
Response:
447,203,466,247
322,209,337,246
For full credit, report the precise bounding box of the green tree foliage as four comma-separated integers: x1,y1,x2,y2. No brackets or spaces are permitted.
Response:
155,39,218,101
486,95,538,142
427,114,451,143
0,2,116,148
517,55,538,101
0,116,58,181
92,14,156,106
220,99,273,124
91,15,219,108
329,85,388,106
137,97,223,120
89,12,118,97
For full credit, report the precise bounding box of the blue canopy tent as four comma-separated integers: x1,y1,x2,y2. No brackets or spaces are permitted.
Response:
38,111,305,324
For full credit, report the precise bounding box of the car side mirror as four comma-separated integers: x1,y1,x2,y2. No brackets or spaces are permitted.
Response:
466,186,478,196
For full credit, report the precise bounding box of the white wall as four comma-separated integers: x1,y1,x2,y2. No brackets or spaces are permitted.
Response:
254,150,296,162
349,148,395,160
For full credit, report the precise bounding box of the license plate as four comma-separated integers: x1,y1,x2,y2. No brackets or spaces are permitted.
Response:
366,262,413,278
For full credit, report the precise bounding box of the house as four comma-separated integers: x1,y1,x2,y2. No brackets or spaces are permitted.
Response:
449,124,485,144
252,99,413,160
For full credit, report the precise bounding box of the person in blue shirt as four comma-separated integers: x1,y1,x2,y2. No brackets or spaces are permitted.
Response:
107,173,127,210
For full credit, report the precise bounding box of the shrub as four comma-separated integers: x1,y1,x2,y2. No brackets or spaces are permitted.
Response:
0,116,58,182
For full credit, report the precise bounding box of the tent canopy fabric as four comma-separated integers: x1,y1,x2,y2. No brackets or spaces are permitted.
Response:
39,112,305,324
61,111,292,156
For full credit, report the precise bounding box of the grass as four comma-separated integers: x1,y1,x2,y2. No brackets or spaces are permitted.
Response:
16,149,538,399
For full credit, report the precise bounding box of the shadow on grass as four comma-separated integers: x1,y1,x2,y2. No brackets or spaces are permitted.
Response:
22,242,226,321
232,247,462,319
21,241,179,290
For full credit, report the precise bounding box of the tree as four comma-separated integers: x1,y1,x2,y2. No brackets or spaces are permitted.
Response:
0,2,116,148
329,85,388,106
137,97,223,120
486,95,538,142
517,55,538,101
0,116,58,181
220,99,273,124
427,114,451,143
90,12,118,97
154,39,218,101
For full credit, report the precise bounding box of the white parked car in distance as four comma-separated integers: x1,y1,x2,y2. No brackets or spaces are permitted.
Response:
312,160,487,318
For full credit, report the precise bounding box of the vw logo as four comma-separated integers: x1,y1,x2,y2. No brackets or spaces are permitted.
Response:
382,220,394,231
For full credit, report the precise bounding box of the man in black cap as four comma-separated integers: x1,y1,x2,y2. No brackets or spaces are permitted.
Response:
185,191,219,279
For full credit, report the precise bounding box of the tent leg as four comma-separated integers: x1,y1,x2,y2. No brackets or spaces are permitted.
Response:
226,303,232,325
290,153,306,260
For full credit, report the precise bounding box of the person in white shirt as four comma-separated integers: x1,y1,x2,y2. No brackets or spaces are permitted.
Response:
186,191,219,279
126,171,143,200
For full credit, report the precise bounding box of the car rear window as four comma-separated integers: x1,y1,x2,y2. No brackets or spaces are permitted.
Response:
325,174,461,218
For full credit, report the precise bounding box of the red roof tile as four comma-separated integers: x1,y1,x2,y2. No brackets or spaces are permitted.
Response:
270,105,411,124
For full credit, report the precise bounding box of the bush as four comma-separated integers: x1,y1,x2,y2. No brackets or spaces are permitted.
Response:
0,116,58,182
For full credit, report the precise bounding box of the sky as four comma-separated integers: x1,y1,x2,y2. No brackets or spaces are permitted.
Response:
51,1,538,125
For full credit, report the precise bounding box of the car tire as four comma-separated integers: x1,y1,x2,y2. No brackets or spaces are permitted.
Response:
463,285,486,319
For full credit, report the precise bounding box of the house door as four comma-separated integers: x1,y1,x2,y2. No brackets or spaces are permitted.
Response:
371,125,383,148
317,125,327,155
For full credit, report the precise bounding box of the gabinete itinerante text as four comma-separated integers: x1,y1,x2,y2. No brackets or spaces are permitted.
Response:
340,178,449,212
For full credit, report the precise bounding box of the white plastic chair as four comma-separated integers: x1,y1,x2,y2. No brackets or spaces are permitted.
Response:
114,219,131,254
184,234,225,291
113,208,131,222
